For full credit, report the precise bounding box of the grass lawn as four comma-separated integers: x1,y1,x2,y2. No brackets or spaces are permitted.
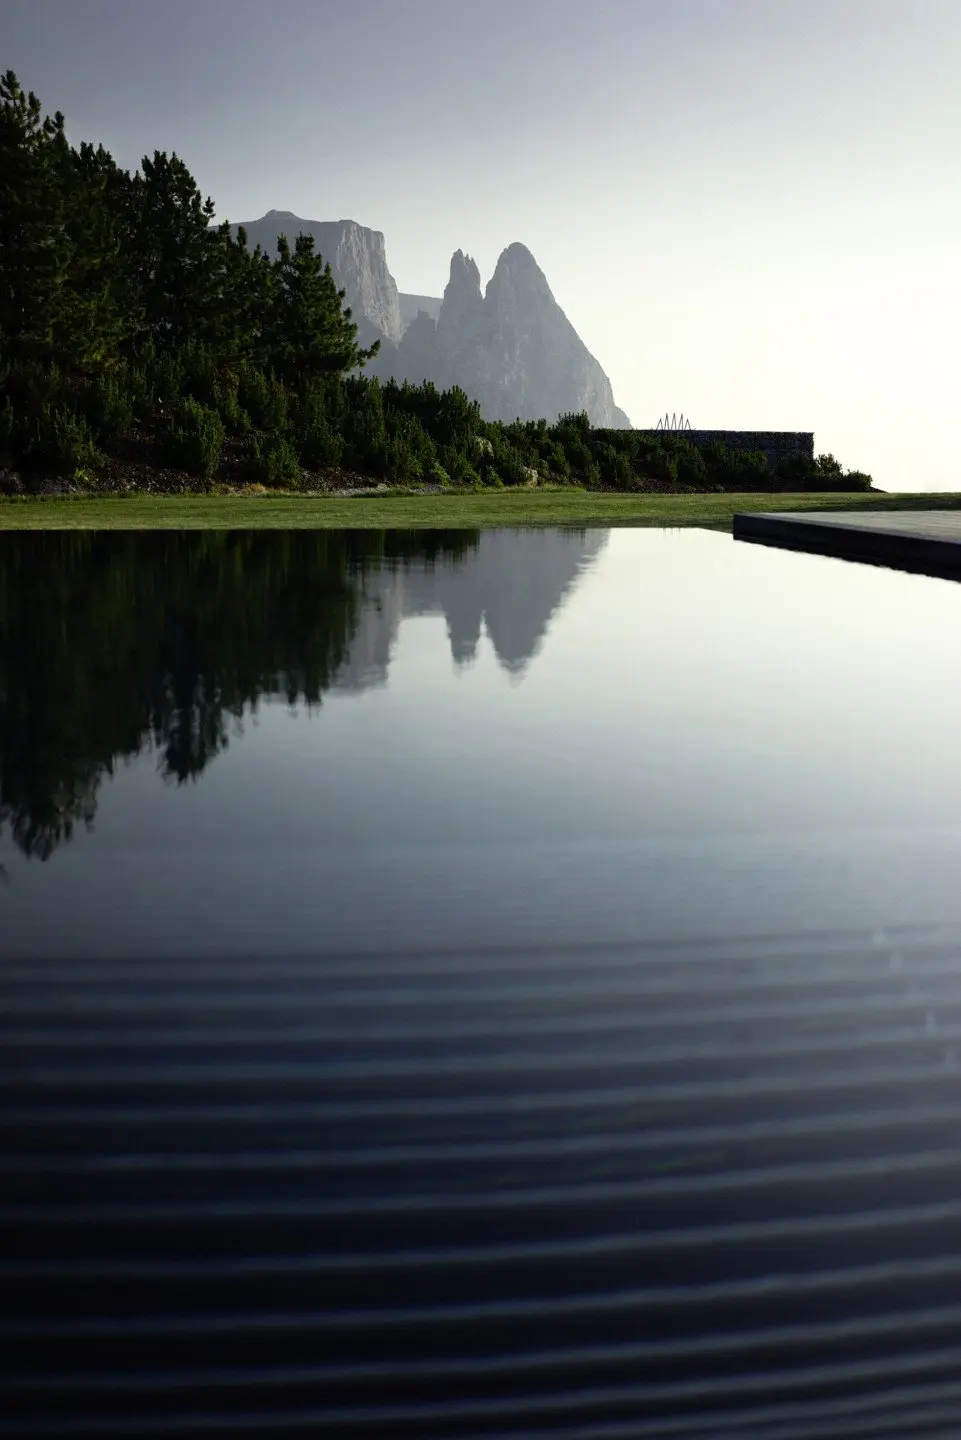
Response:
0,489,959,530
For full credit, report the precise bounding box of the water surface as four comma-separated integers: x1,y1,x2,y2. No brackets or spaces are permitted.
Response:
4,527,961,1436
3,525,961,952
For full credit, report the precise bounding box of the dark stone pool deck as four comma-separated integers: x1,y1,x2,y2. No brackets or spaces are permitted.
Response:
733,510,961,580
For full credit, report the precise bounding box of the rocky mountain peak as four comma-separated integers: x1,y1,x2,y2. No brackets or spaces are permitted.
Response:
486,242,554,317
493,241,543,276
436,250,485,347
448,249,482,289
430,241,628,426
232,212,630,426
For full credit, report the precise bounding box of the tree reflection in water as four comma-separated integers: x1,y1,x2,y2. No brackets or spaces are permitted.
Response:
0,529,477,859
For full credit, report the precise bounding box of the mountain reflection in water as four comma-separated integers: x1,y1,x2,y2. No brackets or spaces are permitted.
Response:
0,528,604,860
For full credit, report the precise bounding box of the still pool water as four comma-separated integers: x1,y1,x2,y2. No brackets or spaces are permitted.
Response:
4,524,961,952
4,526,961,1435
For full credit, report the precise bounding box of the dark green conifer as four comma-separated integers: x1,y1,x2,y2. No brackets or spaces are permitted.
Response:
128,151,222,352
0,71,71,364
265,233,379,382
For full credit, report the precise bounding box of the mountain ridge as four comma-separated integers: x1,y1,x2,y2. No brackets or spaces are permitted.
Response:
230,212,631,428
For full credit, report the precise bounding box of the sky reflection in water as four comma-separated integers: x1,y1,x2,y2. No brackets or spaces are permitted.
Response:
2,526,961,958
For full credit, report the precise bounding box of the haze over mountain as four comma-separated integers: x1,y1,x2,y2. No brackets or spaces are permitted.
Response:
230,212,630,428
398,294,443,328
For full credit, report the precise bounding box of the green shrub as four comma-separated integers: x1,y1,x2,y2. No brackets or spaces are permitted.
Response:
317,373,346,430
773,452,815,488
773,451,868,492
496,449,531,487
4,360,65,419
810,453,864,492
24,404,98,473
439,447,481,487
672,441,708,489
737,450,772,487
382,413,435,485
543,441,571,482
127,366,156,423
0,398,15,460
180,345,220,407
294,375,329,423
607,461,645,492
242,434,302,488
217,388,251,436
238,364,287,432
149,352,185,415
299,419,343,469
432,385,482,447
705,446,770,490
342,390,387,474
595,442,634,490
162,398,225,478
640,445,679,487
80,374,134,451
384,433,423,485
557,410,591,435
557,434,593,478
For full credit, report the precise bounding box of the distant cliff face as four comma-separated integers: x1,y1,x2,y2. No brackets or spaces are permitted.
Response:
230,211,404,345
232,213,629,427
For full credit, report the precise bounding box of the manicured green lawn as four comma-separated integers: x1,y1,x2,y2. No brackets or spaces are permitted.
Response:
1,490,959,530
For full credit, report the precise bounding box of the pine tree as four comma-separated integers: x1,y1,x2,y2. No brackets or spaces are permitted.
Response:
128,151,223,353
264,233,379,383
215,224,274,366
2,73,140,375
60,141,139,371
0,71,70,364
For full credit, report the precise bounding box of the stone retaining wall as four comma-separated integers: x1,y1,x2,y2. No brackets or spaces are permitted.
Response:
631,430,815,467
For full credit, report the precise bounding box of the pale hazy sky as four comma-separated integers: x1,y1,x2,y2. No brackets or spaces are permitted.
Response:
5,0,960,489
